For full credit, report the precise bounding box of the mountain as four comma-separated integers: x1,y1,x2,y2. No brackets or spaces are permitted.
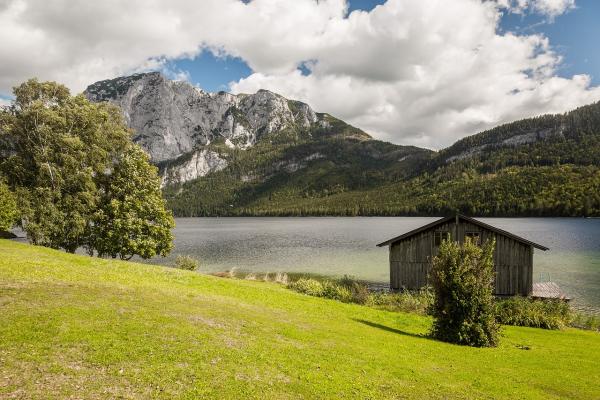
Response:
86,72,341,161
85,72,422,189
436,102,600,168
85,73,600,217
84,72,433,198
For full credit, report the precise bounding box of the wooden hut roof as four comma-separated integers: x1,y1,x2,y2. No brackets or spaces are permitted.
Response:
376,215,549,251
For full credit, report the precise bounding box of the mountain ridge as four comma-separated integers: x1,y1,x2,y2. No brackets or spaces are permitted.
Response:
85,73,600,217
85,72,371,159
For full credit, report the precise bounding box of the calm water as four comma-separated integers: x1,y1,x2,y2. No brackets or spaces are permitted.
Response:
145,217,600,314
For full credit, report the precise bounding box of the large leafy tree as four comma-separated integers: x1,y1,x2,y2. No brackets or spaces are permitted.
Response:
0,79,174,258
0,79,130,251
91,145,174,259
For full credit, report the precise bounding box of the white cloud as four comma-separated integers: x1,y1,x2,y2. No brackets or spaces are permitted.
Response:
160,63,192,82
499,0,576,18
532,0,576,17
0,0,596,149
231,0,599,147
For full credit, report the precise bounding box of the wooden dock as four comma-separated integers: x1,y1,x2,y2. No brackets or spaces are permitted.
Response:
532,282,570,300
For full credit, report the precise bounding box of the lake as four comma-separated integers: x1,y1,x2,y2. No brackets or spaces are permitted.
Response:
144,217,600,314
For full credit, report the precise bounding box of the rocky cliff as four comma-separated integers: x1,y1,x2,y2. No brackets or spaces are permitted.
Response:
85,72,337,163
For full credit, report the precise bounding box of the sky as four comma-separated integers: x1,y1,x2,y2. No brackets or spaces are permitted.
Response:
0,0,599,149
500,0,600,85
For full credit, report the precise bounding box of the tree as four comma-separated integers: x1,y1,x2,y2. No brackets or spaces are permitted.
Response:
0,179,17,231
0,79,131,251
0,79,174,258
90,145,175,260
429,238,499,347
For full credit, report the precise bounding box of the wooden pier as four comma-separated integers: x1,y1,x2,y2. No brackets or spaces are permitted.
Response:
532,282,570,300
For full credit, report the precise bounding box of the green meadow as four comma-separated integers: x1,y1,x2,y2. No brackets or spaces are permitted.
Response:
0,239,598,399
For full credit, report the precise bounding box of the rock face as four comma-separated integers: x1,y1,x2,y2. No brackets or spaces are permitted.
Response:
444,125,567,163
160,149,228,187
84,72,319,163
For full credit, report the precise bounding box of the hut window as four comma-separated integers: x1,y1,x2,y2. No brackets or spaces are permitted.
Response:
465,231,481,245
434,231,450,247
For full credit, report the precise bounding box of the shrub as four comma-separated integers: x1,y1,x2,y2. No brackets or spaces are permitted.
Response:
429,238,499,347
369,287,433,314
289,276,434,310
174,255,199,271
495,297,573,329
288,278,324,297
338,275,370,304
321,281,353,302
571,312,600,331
288,278,352,302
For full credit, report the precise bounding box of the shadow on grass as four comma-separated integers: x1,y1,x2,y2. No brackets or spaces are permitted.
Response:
353,319,432,341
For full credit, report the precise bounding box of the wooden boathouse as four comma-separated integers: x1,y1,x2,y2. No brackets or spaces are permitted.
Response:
376,215,550,297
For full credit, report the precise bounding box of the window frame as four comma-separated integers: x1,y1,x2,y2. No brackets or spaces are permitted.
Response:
433,230,450,247
464,231,481,246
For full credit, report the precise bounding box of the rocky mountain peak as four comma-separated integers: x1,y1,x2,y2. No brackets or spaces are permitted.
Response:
84,72,323,162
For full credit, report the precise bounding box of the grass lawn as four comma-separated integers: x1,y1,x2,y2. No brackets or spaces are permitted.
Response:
0,240,599,399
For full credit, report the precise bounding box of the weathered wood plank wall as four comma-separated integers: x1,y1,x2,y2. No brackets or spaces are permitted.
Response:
389,220,533,296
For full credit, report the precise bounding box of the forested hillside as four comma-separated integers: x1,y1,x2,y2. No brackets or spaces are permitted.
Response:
165,102,600,217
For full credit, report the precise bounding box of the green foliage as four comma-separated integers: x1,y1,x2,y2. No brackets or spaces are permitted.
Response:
288,278,352,302
0,179,18,231
287,276,589,333
320,280,353,302
0,79,174,259
368,288,434,314
288,276,434,312
429,238,499,347
91,146,174,260
495,297,573,330
338,275,371,304
162,136,431,217
438,101,600,169
570,312,600,331
0,79,131,252
174,255,199,271
288,278,326,297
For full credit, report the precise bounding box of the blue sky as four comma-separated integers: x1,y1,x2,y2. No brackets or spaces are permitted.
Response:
500,0,599,85
173,0,599,92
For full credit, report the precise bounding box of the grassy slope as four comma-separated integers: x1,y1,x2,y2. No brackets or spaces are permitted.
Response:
1,240,599,399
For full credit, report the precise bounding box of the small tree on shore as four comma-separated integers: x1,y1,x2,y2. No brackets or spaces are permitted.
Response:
429,238,499,347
